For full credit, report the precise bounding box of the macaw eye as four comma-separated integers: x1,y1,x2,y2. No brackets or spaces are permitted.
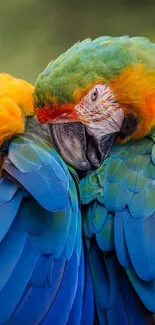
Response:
91,88,98,102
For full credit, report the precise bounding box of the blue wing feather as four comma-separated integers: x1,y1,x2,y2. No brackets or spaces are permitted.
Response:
41,252,79,325
127,267,155,313
29,254,54,287
9,257,66,325
0,218,26,292
0,177,18,203
114,211,132,268
96,212,114,251
67,247,84,325
0,237,38,324
81,135,155,322
0,117,90,324
0,190,23,241
124,208,155,280
80,249,94,325
27,208,71,256
4,160,69,212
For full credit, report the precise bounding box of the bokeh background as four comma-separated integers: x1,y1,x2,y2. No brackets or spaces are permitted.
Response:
0,0,155,84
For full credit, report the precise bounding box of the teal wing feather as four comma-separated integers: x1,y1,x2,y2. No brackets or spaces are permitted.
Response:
80,135,155,323
0,116,94,325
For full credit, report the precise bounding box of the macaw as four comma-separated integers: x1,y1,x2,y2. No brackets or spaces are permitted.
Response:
0,74,94,324
34,36,155,324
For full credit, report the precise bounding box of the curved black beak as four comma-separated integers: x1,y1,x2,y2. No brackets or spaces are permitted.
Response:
48,122,116,171
49,122,91,170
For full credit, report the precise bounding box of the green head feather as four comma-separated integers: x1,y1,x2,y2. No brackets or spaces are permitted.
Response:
34,36,155,107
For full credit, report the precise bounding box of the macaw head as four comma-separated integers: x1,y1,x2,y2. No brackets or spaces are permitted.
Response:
34,36,155,170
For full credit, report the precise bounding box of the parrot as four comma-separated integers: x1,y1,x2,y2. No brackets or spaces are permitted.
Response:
0,73,94,324
33,36,155,324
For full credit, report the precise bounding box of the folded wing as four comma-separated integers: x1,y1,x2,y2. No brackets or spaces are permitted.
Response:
80,135,155,324
0,117,94,325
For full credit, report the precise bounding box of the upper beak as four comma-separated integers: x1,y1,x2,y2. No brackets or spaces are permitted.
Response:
48,122,116,171
49,122,92,170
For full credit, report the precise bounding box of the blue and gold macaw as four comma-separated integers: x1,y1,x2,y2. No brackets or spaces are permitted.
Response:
1,36,155,325
34,36,155,324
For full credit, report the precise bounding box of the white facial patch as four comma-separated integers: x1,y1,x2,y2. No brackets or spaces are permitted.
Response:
75,84,124,140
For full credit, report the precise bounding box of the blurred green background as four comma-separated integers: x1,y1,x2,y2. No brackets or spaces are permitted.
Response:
0,0,155,84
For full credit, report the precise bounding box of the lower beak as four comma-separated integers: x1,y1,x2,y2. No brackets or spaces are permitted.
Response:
48,122,116,171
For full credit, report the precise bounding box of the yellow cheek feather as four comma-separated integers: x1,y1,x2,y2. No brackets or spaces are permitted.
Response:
109,64,155,141
0,74,34,145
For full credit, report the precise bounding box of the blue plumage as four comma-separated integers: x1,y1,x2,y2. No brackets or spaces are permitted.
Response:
9,257,66,324
80,250,94,325
4,158,69,212
2,112,155,324
80,135,155,324
0,190,22,241
0,237,38,324
0,218,26,291
0,177,18,203
0,117,93,324
114,211,131,268
41,252,78,325
124,208,155,280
